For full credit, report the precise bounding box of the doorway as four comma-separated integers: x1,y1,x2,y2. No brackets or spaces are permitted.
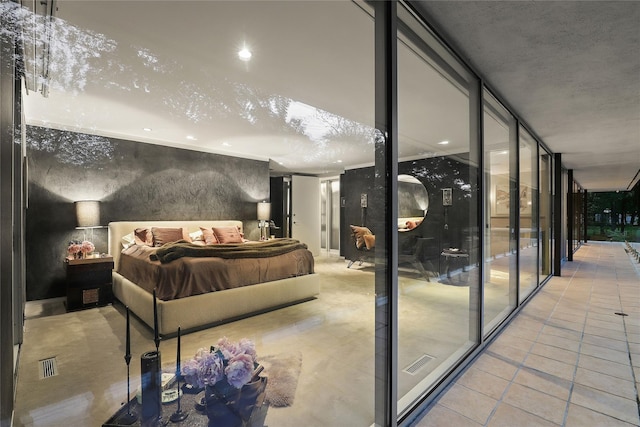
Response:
321,178,341,255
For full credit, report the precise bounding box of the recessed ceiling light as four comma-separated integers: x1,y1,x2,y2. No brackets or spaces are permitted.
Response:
238,48,252,61
222,142,231,147
438,140,449,145
186,135,197,141
143,127,152,132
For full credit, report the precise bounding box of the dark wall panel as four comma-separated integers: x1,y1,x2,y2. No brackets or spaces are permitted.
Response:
26,126,269,301
341,155,477,267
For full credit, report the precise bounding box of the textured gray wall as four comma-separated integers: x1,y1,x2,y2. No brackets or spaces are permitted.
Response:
26,125,269,301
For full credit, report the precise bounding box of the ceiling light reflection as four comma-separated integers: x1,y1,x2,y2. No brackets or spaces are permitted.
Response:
238,48,252,61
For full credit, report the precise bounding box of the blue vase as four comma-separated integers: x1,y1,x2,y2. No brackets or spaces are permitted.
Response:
204,377,267,427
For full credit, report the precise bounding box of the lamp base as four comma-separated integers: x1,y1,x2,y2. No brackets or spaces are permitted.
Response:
258,221,269,241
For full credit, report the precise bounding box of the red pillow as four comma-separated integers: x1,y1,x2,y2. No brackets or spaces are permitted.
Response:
212,226,243,244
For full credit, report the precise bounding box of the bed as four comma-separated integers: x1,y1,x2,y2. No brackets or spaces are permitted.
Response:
108,220,319,336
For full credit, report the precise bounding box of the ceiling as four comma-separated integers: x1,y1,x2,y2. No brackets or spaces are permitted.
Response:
412,0,640,192
17,0,640,191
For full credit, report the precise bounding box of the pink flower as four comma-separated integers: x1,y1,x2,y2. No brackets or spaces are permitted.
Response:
182,338,258,390
68,243,82,255
181,347,224,388
81,241,95,254
216,336,239,359
237,338,257,362
225,353,254,389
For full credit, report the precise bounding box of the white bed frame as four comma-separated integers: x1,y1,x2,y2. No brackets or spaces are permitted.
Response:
108,220,320,337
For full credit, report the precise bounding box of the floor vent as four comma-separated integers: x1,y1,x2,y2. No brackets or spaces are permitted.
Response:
403,354,434,375
38,357,58,379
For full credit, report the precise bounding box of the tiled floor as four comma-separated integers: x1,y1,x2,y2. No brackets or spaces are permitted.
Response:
412,241,640,427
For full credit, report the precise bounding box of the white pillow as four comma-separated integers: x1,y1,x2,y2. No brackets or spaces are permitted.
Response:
189,229,204,241
121,232,135,249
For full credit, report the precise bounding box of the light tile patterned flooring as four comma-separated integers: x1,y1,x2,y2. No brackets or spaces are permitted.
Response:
412,241,640,427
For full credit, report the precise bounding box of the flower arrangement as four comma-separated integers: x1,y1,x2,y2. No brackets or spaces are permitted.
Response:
182,337,259,390
68,240,95,259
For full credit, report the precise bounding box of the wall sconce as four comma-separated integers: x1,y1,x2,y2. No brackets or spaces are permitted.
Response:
75,200,102,242
257,201,271,241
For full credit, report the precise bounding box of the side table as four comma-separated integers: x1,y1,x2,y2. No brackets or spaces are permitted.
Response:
65,255,114,311
440,249,469,284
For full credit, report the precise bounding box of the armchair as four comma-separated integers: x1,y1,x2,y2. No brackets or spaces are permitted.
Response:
347,225,375,268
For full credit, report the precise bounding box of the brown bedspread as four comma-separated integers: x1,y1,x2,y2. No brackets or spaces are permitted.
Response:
117,241,315,301
151,238,309,263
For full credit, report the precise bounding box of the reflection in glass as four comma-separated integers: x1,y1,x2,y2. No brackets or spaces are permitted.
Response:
398,174,429,229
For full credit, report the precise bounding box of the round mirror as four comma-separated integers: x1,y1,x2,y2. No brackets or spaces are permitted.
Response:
398,174,429,231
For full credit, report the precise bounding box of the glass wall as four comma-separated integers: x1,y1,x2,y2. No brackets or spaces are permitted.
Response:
562,168,569,262
396,5,481,415
539,149,552,280
572,181,585,252
483,91,517,334
518,127,539,302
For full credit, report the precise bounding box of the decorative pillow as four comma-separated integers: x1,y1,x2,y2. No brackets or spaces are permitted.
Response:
134,228,153,246
151,227,190,247
363,234,376,250
212,226,243,244
199,227,219,245
350,225,373,249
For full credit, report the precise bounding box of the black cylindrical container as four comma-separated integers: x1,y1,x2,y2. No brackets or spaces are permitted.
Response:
140,350,161,421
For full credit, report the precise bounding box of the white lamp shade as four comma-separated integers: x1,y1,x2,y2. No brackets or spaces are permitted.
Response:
75,200,101,228
257,202,271,221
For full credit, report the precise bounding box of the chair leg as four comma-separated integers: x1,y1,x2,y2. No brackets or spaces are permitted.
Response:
424,260,438,280
411,260,431,282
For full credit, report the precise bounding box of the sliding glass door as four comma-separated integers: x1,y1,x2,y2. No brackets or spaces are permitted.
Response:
519,127,539,302
396,4,481,415
483,90,517,334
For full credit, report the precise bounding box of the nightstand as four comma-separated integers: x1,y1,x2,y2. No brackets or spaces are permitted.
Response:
65,255,114,311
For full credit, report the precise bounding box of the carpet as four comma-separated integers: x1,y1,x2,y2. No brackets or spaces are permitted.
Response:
260,352,302,407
